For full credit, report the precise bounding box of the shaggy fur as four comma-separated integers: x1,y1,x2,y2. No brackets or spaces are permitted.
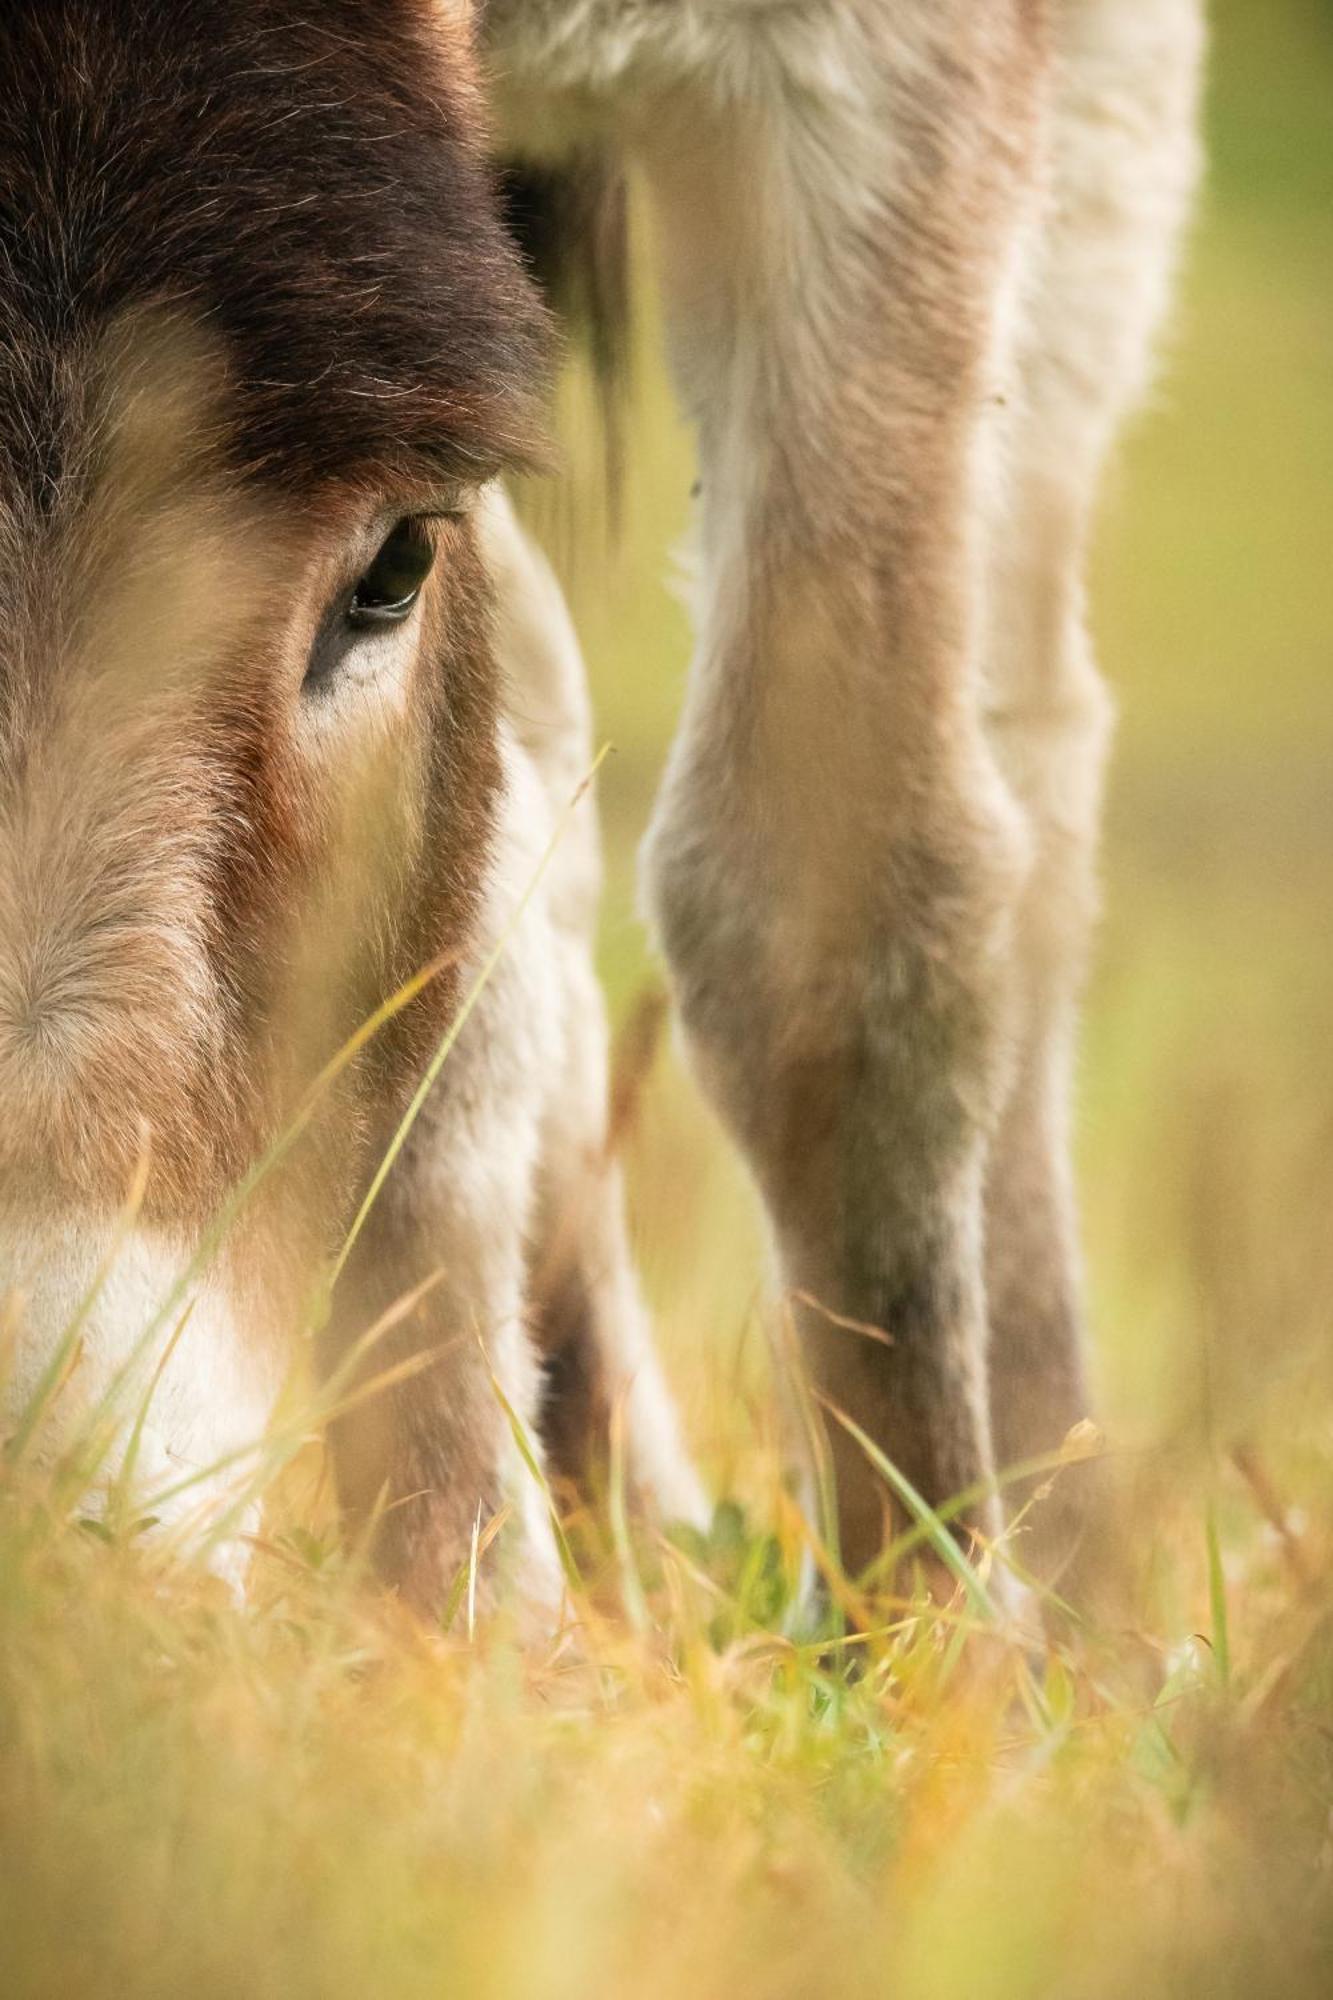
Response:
0,0,702,1616
0,0,545,514
0,0,1205,1615
484,0,1205,1582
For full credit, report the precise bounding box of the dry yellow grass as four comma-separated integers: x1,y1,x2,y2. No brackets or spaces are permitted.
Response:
1,1180,1331,2000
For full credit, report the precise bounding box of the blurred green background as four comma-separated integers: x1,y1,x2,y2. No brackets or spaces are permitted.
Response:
534,0,1333,1488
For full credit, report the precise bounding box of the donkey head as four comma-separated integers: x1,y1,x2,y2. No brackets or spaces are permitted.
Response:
0,0,542,1483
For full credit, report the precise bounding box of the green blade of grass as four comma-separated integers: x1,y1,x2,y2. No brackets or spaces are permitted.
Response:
327,746,610,1295
482,1346,582,1600
1205,1500,1231,1692
607,1393,649,1634
440,1504,513,1637
770,1298,844,1640
147,1280,455,1532
64,954,455,1488
860,1435,1103,1626
815,1393,1002,1624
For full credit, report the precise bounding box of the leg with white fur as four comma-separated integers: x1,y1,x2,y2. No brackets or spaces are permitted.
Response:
480,486,707,1529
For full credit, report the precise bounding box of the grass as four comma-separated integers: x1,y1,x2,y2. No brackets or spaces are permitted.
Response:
2,1355,1331,2000
3,1,1333,1994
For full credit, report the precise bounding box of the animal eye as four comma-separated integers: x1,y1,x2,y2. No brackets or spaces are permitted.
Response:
347,519,434,627
303,518,436,692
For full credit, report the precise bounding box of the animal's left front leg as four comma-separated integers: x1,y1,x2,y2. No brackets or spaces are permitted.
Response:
644,539,1030,1584
627,8,1048,1583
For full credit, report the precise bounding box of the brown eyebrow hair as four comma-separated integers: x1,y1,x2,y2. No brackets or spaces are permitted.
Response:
0,0,550,516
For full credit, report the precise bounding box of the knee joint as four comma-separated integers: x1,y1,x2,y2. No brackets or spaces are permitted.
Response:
643,764,1030,1133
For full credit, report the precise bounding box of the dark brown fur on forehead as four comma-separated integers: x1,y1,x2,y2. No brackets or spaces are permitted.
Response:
0,0,548,513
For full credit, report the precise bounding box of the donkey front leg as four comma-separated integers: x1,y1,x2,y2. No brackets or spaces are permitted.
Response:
631,11,1046,1582
326,1188,564,1626
323,771,570,1627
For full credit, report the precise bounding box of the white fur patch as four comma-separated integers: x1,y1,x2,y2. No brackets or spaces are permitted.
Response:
0,1217,284,1580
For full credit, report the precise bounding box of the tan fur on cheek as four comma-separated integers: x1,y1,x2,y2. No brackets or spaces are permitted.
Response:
0,320,345,1218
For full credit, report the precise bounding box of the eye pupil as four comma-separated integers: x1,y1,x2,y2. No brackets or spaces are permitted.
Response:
303,517,437,692
347,519,434,626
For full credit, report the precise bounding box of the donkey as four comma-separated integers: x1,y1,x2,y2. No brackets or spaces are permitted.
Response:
0,0,1202,1616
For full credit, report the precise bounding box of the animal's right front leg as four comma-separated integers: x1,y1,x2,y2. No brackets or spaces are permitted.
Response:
326,1213,564,1626
323,799,570,1629
323,1105,565,1627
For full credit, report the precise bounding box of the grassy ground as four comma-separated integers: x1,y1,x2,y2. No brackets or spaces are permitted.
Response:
4,2,1333,1994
